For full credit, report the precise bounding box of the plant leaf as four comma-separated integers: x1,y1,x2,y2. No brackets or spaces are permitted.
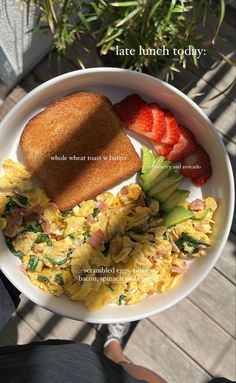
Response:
212,0,225,44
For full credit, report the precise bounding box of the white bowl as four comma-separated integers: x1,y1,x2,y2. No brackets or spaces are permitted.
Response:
0,68,234,323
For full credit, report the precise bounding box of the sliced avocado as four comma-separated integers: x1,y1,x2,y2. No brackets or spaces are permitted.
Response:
141,157,172,191
153,180,183,203
161,189,190,213
148,173,183,197
141,145,155,174
163,206,194,228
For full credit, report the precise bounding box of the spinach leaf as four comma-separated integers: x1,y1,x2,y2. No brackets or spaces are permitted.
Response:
83,232,92,243
34,234,52,246
28,255,39,272
37,275,49,284
92,208,100,218
45,255,69,266
13,192,28,206
55,273,64,286
118,294,126,305
181,232,209,247
5,236,22,257
60,210,73,217
129,226,146,234
24,224,42,233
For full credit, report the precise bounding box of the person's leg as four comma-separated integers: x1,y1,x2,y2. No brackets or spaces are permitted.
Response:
104,323,167,383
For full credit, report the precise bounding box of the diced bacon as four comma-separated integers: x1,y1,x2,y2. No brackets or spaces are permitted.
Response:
88,229,105,248
171,262,188,273
24,212,40,224
30,204,43,214
41,219,51,234
136,191,146,207
86,215,94,224
96,201,108,212
121,186,129,195
47,202,58,211
3,207,24,236
19,263,28,275
189,198,205,211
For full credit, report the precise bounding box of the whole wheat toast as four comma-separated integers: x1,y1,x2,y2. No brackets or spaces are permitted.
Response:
20,92,141,210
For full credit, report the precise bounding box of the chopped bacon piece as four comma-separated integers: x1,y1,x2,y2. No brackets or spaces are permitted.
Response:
19,263,28,275
88,229,105,248
96,201,108,212
121,185,129,195
171,262,188,273
189,198,205,211
41,219,51,234
3,207,24,237
86,215,94,224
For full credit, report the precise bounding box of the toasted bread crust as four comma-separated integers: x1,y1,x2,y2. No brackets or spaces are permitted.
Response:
20,92,141,210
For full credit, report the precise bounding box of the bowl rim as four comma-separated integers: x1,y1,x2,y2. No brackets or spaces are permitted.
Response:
0,67,234,323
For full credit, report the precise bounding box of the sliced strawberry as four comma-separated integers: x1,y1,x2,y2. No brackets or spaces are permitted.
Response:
160,110,180,145
192,166,212,186
144,104,165,142
180,146,211,179
166,126,197,162
114,94,153,132
151,141,173,156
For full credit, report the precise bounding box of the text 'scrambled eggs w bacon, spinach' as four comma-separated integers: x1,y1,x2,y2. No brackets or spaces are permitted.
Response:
0,92,217,311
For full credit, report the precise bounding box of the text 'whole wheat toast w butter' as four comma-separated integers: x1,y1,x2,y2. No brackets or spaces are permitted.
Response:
20,92,141,211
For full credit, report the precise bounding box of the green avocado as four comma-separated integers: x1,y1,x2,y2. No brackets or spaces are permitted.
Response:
163,206,194,228
141,145,155,174
141,157,172,191
148,173,183,198
161,189,190,213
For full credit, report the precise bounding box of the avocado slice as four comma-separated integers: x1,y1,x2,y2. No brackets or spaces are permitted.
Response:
163,206,194,228
141,145,155,174
150,180,182,203
141,157,172,191
161,189,190,213
148,173,183,197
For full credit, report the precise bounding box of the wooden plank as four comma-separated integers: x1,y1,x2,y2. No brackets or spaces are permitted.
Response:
125,319,212,383
17,295,97,344
0,312,42,346
189,268,235,336
0,96,16,120
171,69,236,144
150,299,235,380
214,232,236,283
221,136,236,234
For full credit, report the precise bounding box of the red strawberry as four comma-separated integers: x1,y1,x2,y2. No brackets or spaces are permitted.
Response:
160,110,180,145
144,104,165,142
180,146,211,179
166,126,197,162
114,94,153,132
192,166,212,186
151,141,173,156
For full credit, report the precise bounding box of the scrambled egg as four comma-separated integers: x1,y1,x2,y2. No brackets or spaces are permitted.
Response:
0,159,217,311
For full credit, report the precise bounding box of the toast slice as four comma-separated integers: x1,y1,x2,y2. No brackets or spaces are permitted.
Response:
20,92,141,210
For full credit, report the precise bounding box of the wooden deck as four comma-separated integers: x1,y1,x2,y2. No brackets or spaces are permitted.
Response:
0,9,235,383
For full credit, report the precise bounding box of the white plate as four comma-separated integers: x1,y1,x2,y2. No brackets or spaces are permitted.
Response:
0,68,234,323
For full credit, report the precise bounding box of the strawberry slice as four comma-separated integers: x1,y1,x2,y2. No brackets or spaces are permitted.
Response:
144,104,165,142
114,94,153,132
160,110,180,145
192,166,212,186
166,126,197,162
180,146,211,179
151,141,173,156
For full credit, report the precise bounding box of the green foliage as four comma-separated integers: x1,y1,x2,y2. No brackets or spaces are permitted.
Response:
23,0,233,80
